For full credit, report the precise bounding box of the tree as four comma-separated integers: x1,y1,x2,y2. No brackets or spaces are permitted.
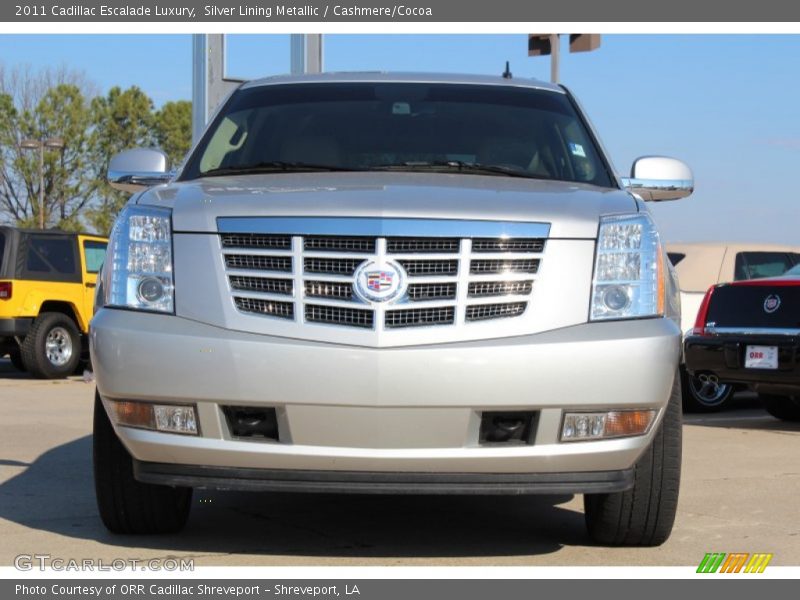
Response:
0,65,96,229
0,64,192,235
0,91,23,225
155,100,192,167
33,84,93,229
86,86,155,235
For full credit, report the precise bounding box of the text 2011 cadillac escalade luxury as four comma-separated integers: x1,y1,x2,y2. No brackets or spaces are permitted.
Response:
91,73,692,546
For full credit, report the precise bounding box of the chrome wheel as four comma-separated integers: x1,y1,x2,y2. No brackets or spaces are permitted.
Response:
689,374,731,407
45,326,73,367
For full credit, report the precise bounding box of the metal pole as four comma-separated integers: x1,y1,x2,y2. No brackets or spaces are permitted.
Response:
191,34,208,144
38,143,44,229
291,34,324,75
550,34,560,84
290,34,305,75
305,34,323,74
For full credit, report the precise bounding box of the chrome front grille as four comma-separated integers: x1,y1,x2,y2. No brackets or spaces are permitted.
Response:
220,223,545,331
472,238,545,253
386,307,456,328
304,236,375,253
305,280,354,300
408,282,457,301
225,254,292,272
387,238,460,253
470,258,539,274
230,275,293,295
468,281,533,297
222,233,292,250
304,257,362,276
466,302,527,322
399,259,459,276
234,296,294,319
305,304,374,328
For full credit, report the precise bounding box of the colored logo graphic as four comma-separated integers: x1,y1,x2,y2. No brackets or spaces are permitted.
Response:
763,294,781,313
366,271,393,292
353,259,407,304
696,552,773,573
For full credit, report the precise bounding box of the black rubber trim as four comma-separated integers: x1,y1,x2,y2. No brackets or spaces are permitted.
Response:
0,317,32,336
133,460,634,495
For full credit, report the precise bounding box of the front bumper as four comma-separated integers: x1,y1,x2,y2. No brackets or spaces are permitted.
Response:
685,333,800,392
91,310,680,486
133,460,634,495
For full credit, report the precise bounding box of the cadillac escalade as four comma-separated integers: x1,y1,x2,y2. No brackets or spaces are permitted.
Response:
91,72,692,546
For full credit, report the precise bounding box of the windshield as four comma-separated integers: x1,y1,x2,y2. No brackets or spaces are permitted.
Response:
783,264,800,277
181,82,614,187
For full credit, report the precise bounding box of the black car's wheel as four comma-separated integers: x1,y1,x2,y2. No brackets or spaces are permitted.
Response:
680,366,734,413
93,391,192,534
584,370,682,546
759,394,800,422
19,312,82,379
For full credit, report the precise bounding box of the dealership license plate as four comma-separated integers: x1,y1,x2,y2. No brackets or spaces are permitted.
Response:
745,345,779,369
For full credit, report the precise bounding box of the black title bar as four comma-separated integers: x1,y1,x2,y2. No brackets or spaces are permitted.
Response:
3,0,800,22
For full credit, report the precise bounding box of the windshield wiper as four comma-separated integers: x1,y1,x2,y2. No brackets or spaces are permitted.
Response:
202,161,362,178
371,160,552,180
201,160,553,181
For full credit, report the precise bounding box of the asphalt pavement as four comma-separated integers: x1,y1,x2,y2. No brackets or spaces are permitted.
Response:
1,358,798,566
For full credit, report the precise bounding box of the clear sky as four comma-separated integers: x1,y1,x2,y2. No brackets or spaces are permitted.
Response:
1,33,799,246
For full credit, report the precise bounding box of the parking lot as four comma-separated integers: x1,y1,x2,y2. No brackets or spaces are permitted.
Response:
1,358,798,567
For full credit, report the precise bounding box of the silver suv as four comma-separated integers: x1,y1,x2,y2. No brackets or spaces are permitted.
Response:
92,73,691,546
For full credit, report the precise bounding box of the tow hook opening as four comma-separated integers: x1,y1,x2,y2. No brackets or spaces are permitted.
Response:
223,406,280,441
479,411,537,445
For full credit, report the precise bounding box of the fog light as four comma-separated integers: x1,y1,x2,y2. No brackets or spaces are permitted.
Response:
106,400,198,435
153,405,198,435
561,410,656,442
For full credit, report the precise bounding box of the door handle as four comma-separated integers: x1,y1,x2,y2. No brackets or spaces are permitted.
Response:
85,282,97,288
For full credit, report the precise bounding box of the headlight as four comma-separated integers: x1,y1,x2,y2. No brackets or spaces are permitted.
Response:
590,213,664,321
101,204,174,313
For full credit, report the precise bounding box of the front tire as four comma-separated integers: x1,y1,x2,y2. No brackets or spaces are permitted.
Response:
584,370,682,546
680,366,733,413
20,312,81,379
759,394,800,422
93,391,192,534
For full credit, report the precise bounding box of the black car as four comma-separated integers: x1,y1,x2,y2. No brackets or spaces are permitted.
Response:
684,270,800,421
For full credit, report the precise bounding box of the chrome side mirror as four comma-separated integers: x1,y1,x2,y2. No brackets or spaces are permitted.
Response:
108,148,173,193
622,156,693,201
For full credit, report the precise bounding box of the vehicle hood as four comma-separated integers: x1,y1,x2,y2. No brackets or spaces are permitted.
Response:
136,172,637,239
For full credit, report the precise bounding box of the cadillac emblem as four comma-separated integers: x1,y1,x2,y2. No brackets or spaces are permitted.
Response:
353,259,407,303
763,294,781,314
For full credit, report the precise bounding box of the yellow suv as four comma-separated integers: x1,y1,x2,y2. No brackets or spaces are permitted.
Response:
0,227,108,378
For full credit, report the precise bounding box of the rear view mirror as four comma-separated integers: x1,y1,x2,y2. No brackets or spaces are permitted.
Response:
108,148,172,194
622,156,693,201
